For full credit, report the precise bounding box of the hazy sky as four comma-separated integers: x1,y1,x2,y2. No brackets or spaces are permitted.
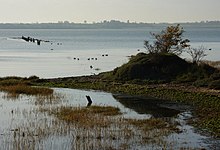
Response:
0,0,219,23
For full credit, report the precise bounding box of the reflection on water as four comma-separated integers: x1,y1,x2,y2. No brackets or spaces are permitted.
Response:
0,88,219,149
113,94,187,118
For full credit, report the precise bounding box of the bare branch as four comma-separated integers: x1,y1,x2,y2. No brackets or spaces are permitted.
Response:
186,46,207,63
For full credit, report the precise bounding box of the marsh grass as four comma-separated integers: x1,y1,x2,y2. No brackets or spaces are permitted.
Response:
0,84,53,96
49,106,122,128
0,84,61,106
37,105,179,149
34,94,61,105
0,99,202,150
125,118,178,132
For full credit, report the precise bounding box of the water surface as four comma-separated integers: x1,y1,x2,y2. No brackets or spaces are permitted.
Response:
0,26,220,78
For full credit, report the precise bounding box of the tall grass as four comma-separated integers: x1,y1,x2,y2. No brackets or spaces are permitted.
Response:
38,105,179,149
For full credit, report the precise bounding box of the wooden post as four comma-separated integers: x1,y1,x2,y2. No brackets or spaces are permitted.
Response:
86,95,92,107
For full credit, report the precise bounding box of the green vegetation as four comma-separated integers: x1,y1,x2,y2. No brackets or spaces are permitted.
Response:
144,24,190,55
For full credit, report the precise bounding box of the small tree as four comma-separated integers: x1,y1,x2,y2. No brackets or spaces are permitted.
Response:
187,46,207,63
144,24,190,55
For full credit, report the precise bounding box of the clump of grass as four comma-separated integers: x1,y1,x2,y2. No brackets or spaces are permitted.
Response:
125,118,179,132
0,84,59,105
0,84,53,97
88,105,122,116
49,106,121,128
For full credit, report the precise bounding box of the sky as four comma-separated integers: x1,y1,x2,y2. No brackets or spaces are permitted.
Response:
0,0,220,23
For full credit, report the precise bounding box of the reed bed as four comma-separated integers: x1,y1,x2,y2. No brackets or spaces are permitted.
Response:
0,100,206,150
38,105,179,149
0,84,61,105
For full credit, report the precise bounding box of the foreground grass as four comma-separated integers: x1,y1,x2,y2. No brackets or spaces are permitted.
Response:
41,105,178,149
2,104,180,149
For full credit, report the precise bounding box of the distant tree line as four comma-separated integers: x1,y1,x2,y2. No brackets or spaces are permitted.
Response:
0,20,220,29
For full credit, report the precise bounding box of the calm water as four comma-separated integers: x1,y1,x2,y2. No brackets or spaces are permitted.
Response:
0,26,220,78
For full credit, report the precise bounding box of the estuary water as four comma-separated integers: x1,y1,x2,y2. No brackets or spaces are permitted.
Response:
0,25,220,78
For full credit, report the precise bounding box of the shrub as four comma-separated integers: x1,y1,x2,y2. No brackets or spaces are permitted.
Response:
144,24,190,55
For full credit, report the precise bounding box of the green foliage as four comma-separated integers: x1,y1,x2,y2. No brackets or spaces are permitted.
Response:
144,24,190,55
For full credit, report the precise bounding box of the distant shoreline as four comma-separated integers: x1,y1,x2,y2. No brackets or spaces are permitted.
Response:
0,21,220,29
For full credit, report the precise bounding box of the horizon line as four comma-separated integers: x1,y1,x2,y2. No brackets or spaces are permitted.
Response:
0,20,220,25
